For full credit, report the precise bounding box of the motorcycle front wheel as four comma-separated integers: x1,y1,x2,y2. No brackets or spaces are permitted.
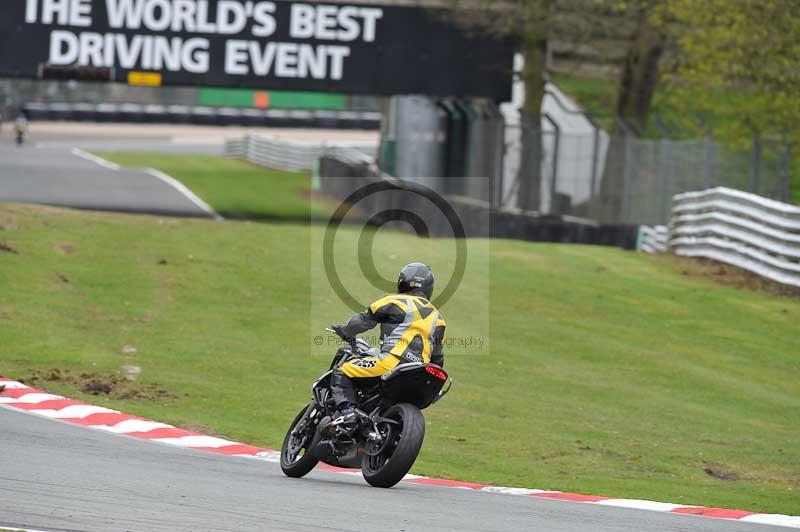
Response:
280,403,320,478
361,403,425,488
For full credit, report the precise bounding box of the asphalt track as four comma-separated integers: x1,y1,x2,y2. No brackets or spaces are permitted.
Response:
0,407,784,532
0,122,377,218
0,141,214,218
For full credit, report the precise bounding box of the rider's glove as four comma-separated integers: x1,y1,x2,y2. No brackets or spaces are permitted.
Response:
330,325,352,342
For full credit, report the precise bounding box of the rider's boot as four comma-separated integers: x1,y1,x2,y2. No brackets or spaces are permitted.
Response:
320,403,368,436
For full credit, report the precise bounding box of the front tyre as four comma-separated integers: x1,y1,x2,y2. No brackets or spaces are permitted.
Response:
362,403,425,488
280,404,320,478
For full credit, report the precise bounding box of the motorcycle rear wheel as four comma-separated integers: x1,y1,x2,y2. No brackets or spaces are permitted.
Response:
361,403,425,488
280,404,320,478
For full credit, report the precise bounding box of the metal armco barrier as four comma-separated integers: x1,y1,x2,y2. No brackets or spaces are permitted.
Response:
226,134,378,172
637,225,669,253
670,187,800,287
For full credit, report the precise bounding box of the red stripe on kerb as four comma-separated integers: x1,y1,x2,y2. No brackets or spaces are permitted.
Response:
194,444,267,455
11,399,85,410
1,387,43,398
0,380,28,389
532,492,609,503
671,507,756,519
0,375,786,523
404,477,485,489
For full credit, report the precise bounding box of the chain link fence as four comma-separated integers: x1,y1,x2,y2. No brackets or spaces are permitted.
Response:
500,121,792,226
380,95,793,226
380,98,793,226
550,133,793,226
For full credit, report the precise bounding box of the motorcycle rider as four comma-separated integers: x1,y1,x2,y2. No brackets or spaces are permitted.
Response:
325,263,446,433
14,112,28,147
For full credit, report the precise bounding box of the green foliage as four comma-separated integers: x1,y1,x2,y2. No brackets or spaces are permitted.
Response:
656,0,800,148
553,72,737,140
551,73,618,131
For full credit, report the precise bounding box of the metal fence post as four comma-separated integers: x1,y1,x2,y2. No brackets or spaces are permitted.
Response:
751,134,761,193
489,104,506,209
703,135,715,188
622,136,634,223
585,112,601,196
653,116,672,225
779,136,791,202
657,139,671,225
543,113,560,214
616,116,634,223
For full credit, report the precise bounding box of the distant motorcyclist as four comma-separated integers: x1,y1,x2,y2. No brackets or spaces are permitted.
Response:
14,112,28,146
325,263,446,434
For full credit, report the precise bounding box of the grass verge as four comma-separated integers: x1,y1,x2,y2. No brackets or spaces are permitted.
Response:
0,203,798,515
95,152,327,219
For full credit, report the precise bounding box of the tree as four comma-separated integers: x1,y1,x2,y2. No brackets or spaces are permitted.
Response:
447,1,552,210
656,0,800,147
448,1,551,115
615,0,666,134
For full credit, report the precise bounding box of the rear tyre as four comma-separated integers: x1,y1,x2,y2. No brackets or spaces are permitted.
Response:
280,404,320,478
361,403,425,488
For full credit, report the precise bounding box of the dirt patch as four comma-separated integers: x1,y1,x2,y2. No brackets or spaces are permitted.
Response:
704,464,739,481
0,242,18,254
116,386,174,401
55,243,76,255
82,375,117,395
21,368,175,402
26,368,66,382
653,254,800,299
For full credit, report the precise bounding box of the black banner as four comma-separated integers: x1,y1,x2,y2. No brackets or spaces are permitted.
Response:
0,0,515,99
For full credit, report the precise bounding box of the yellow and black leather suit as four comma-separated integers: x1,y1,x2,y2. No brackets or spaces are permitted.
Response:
330,290,446,407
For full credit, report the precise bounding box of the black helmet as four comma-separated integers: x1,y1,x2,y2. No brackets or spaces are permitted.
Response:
397,263,434,299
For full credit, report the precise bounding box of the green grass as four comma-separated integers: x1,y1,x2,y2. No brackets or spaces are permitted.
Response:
96,152,327,219
0,203,798,515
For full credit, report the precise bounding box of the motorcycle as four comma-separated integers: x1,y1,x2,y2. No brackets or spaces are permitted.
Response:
280,329,452,488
